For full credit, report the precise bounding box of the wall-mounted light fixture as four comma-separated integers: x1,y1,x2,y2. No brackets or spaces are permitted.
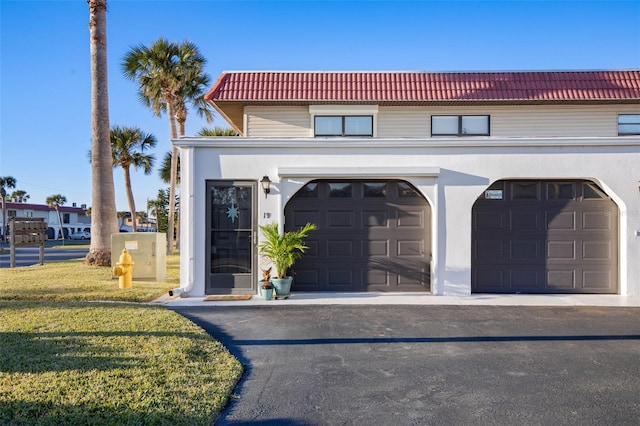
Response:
260,175,272,198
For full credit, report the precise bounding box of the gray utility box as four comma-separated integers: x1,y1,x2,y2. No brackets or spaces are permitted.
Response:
111,232,166,281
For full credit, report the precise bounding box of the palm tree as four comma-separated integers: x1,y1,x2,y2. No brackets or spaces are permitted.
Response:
110,126,156,232
158,151,179,185
46,194,67,240
122,37,214,254
87,0,118,266
0,176,16,241
10,190,29,203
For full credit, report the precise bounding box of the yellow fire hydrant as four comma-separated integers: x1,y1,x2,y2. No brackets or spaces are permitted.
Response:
112,248,134,289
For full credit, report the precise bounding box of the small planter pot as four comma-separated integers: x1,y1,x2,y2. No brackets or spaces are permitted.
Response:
259,286,274,300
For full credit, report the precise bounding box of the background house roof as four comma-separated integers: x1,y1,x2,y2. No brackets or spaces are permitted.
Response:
4,202,88,214
204,70,640,133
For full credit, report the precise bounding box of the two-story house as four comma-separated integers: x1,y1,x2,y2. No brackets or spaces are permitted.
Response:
1,202,90,240
170,70,640,298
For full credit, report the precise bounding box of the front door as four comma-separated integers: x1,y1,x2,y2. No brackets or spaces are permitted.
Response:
206,181,256,294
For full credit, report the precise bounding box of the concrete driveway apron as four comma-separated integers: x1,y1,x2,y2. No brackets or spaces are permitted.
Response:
169,305,640,425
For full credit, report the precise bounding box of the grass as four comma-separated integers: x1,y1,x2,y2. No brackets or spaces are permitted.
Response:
0,254,244,425
0,256,179,302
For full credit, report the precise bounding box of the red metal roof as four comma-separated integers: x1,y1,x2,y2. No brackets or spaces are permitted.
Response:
206,70,640,102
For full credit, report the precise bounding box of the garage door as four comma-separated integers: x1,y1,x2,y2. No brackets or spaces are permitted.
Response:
472,180,618,294
285,180,431,292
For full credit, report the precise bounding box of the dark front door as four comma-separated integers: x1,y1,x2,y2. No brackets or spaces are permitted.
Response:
206,181,256,294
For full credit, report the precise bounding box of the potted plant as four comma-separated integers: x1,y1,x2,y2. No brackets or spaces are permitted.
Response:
259,267,274,300
258,221,317,298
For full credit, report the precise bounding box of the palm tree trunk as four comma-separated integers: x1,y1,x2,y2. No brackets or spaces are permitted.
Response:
87,0,119,266
167,103,178,254
123,166,137,232
55,207,65,245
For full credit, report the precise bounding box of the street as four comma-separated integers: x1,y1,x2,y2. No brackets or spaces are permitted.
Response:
0,242,89,268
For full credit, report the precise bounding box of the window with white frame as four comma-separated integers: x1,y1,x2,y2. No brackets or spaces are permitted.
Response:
618,114,640,135
431,115,490,136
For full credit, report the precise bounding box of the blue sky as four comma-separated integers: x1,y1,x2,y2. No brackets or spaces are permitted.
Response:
1,0,639,212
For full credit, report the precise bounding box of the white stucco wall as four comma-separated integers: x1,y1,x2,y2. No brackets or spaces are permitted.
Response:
174,136,640,297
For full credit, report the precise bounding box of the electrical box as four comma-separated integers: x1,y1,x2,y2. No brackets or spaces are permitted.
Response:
111,232,166,281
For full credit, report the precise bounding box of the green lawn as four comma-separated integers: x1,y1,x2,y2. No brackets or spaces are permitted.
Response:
0,254,243,425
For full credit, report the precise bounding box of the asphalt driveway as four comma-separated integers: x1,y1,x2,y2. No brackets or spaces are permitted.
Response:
170,305,640,425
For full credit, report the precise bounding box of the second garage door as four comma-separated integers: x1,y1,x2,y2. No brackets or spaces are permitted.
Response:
285,180,431,292
472,180,618,294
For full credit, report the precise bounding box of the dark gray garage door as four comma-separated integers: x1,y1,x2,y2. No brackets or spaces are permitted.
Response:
472,180,618,294
285,180,431,292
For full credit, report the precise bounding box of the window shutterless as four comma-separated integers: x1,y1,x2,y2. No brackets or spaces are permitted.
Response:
618,114,640,135
315,116,373,137
431,115,490,136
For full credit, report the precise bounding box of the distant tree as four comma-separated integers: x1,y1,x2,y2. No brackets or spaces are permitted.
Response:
197,126,239,137
147,188,179,235
116,211,129,230
87,0,119,266
10,190,29,203
46,194,67,240
122,37,214,254
0,176,16,241
110,126,156,232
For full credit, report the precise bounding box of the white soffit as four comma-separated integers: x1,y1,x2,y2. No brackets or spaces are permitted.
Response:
278,167,441,178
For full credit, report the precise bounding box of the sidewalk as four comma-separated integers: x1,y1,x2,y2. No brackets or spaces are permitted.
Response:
155,292,640,307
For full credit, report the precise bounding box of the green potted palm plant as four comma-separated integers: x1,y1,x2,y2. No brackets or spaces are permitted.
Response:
258,221,317,298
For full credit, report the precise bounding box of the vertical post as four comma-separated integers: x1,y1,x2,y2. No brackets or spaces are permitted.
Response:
39,242,45,265
9,217,15,268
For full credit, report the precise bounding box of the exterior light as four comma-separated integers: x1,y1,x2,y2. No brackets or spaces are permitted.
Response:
260,176,272,198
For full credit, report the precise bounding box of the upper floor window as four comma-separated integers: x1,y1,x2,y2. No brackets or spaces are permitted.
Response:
315,116,373,137
618,114,640,135
431,115,490,136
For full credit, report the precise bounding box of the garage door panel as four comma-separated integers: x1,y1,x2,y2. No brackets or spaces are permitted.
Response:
286,180,431,292
326,240,354,257
397,209,425,228
398,240,424,257
510,240,541,261
583,211,613,230
475,211,505,230
510,211,540,230
327,211,355,228
295,269,320,287
547,270,576,289
328,268,357,287
582,270,612,289
475,239,504,260
474,268,506,290
472,179,618,294
547,241,576,260
511,269,544,289
583,241,612,260
291,210,321,227
364,239,389,256
363,210,389,227
546,211,576,230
